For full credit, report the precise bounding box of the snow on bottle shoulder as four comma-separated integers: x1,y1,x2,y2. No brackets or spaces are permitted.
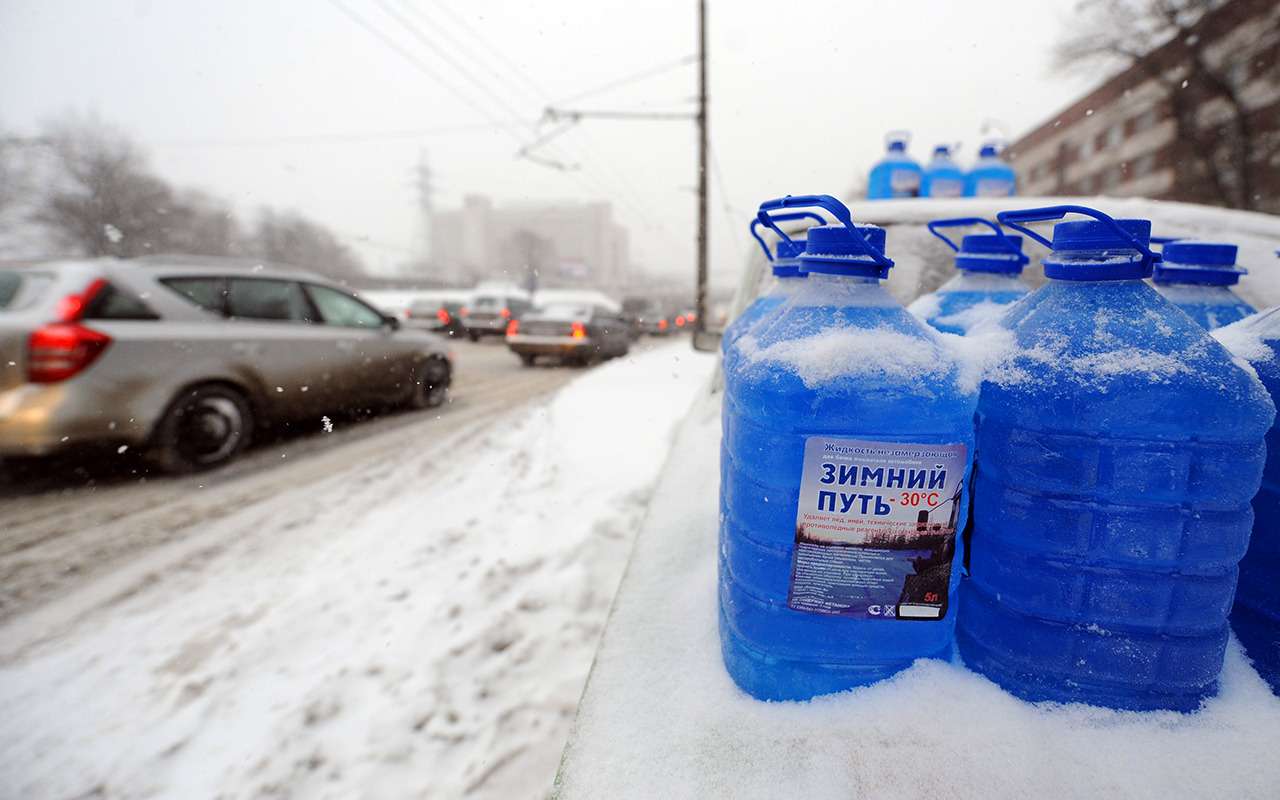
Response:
722,211,821,357
957,204,1276,713
910,217,1031,337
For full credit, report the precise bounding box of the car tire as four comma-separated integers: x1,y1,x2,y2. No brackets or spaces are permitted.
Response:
519,353,536,367
467,331,480,342
408,356,451,410
150,384,253,473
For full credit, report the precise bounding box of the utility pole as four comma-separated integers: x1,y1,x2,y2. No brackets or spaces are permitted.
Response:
695,0,708,339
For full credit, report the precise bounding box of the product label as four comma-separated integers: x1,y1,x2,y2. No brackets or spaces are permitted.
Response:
787,437,968,620
930,178,964,198
889,169,920,197
975,178,1014,197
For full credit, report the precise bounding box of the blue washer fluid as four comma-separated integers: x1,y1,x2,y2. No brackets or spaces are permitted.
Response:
720,194,978,701
921,145,966,199
1227,306,1280,694
963,143,1016,198
908,216,1031,335
721,211,822,354
867,133,923,200
1152,240,1256,330
956,205,1276,712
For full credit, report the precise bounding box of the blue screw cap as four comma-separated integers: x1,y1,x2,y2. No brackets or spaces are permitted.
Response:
1154,241,1246,286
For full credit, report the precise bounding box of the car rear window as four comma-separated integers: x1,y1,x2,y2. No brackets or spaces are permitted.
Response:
161,277,227,314
227,279,315,322
473,295,501,308
83,283,159,321
0,271,55,312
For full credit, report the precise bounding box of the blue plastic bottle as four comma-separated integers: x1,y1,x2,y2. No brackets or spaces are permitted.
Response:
721,212,821,354
921,145,966,199
867,132,923,200
720,195,978,701
908,217,1031,335
1226,307,1280,694
956,205,1275,711
1152,240,1256,329
964,142,1016,197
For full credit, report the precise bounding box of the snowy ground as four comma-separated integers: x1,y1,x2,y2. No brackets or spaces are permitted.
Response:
558,391,1280,800
0,342,714,800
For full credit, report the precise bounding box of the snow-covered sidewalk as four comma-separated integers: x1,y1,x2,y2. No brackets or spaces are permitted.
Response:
0,343,714,800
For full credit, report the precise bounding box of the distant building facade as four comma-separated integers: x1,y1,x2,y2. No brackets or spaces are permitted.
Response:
430,194,631,288
1007,0,1280,213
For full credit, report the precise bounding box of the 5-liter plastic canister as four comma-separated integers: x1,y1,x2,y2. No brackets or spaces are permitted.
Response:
721,212,821,353
1224,307,1280,694
921,145,966,198
964,143,1016,197
1152,240,1256,329
720,194,978,701
908,217,1031,335
867,133,923,200
956,205,1275,712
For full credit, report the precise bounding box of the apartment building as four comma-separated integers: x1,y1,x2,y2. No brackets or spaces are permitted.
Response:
1007,0,1280,213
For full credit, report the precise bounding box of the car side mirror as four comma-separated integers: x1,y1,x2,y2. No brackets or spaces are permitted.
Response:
382,315,401,331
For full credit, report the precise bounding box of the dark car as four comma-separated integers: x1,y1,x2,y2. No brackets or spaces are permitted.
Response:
406,297,467,337
505,302,631,366
623,298,674,336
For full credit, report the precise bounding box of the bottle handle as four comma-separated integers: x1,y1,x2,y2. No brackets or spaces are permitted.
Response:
996,204,1160,266
748,211,825,262
926,217,1029,266
757,195,893,268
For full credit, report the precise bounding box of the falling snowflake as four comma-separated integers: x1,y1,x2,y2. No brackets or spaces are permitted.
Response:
103,223,123,243
117,445,128,454
322,416,333,433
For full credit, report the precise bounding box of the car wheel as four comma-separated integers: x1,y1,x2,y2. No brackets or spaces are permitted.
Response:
467,331,480,342
519,353,536,367
408,356,451,409
151,384,253,473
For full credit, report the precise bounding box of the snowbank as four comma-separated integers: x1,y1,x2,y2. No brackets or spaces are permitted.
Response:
0,343,714,799
556,391,1280,800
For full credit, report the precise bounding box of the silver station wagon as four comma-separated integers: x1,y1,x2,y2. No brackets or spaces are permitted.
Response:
0,258,452,471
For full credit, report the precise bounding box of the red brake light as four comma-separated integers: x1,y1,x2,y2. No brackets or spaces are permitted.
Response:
56,278,108,322
658,319,668,330
459,306,469,317
506,319,519,336
675,315,686,327
500,307,511,319
437,308,451,323
571,321,586,340
28,323,111,383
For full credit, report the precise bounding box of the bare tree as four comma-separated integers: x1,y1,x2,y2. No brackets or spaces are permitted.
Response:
1055,0,1277,211
34,116,183,257
250,209,366,284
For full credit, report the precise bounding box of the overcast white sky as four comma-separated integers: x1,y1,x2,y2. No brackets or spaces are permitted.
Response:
0,0,1093,284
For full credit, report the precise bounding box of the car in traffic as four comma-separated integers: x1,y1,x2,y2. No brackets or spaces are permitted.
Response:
505,302,632,366
463,292,532,341
0,258,453,472
622,298,675,336
406,293,469,337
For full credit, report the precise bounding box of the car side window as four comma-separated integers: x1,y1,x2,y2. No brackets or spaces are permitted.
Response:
83,283,160,320
306,284,385,328
160,277,227,314
226,279,315,323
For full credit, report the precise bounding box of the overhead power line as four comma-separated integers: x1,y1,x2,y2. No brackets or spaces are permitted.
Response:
150,121,531,148
553,55,697,106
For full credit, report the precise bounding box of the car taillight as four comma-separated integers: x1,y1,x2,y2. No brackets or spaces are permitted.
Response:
506,319,519,336
500,307,511,319
571,322,586,340
675,315,686,327
460,306,469,317
55,278,108,322
28,323,111,383
658,319,668,330
437,308,451,324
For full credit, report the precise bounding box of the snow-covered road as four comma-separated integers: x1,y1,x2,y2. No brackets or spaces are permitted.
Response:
0,341,715,799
